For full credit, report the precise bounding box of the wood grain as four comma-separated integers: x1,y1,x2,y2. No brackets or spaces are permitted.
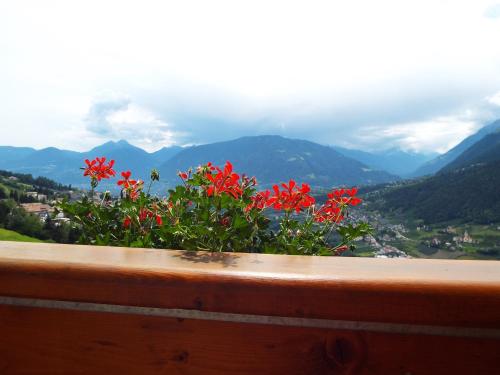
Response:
1,241,500,374
1,304,499,375
1,241,500,327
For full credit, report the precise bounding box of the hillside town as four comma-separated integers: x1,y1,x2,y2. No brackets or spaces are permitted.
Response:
351,205,500,260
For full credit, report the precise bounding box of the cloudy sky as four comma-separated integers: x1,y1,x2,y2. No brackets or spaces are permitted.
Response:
1,0,500,153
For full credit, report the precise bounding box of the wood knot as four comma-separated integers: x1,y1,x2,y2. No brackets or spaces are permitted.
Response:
324,333,365,373
193,297,203,310
171,350,189,363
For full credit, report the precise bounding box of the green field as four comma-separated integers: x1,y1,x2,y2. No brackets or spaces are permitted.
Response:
0,228,44,243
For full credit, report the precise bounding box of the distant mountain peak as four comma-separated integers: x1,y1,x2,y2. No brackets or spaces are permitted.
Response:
89,139,139,153
332,145,436,177
1,135,398,188
411,118,500,177
439,131,500,173
159,135,397,187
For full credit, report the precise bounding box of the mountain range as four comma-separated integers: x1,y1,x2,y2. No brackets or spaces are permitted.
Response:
439,130,500,173
0,141,183,187
0,136,399,189
333,146,437,176
2,118,499,193
158,135,398,187
375,128,500,224
411,119,500,176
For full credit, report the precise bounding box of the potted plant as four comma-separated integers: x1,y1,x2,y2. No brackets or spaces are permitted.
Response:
57,157,371,255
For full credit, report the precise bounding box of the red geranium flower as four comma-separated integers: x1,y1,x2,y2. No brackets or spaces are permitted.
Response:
314,187,361,223
267,179,315,213
314,202,344,223
155,214,162,226
220,216,231,227
334,245,349,255
83,157,116,181
139,208,151,222
123,216,131,229
327,188,362,207
138,207,162,226
128,180,143,201
246,190,272,212
205,161,243,199
117,171,137,188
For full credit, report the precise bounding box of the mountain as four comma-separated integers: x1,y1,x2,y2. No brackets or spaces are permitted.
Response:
159,135,398,187
85,140,155,179
411,119,500,176
0,141,181,187
8,147,82,185
375,159,500,224
333,146,437,177
0,146,36,163
150,146,183,164
439,131,500,173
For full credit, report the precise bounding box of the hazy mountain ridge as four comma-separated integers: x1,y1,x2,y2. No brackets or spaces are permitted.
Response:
0,136,398,188
333,146,437,177
439,131,500,173
0,141,182,186
411,119,500,176
368,129,500,224
159,135,398,187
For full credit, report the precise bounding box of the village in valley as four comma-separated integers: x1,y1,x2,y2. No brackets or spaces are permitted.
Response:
2,169,500,260
350,206,500,260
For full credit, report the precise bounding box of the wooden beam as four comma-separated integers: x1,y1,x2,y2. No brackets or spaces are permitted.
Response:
1,241,499,374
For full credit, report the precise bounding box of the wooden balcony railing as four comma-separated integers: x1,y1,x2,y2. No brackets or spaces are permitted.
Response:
1,240,499,374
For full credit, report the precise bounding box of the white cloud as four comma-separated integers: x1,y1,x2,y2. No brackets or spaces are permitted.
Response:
82,96,178,151
1,0,500,152
487,91,500,106
352,116,480,154
484,3,500,18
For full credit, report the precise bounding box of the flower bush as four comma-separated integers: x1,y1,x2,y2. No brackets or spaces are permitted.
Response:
57,157,372,255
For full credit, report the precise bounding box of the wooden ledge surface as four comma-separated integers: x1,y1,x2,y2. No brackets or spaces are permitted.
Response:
1,241,500,328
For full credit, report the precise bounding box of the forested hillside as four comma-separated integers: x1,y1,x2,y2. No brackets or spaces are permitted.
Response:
377,161,500,224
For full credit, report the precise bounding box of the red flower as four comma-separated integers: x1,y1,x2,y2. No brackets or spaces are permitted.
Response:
138,207,162,226
83,157,116,181
220,216,231,227
334,245,349,255
327,188,362,206
123,216,131,229
205,161,243,199
139,208,151,222
314,187,361,223
267,180,315,213
349,197,362,206
117,171,137,188
128,180,143,201
346,188,358,196
314,203,344,223
117,171,142,201
155,214,162,226
246,190,272,212
178,172,188,180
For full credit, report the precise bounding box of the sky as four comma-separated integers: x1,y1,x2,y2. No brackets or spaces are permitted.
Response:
1,0,500,154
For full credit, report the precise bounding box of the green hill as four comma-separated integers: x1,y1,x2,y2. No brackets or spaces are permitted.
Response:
375,161,500,224
0,228,44,243
411,119,500,176
439,131,500,173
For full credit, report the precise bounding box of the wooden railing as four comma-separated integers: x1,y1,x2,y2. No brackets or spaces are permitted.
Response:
0,241,499,374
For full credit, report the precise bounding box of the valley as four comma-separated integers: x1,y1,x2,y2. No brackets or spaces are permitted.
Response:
2,120,500,260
